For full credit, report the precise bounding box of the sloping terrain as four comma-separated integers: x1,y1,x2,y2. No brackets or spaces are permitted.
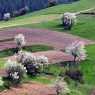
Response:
0,0,95,29
0,28,94,51
0,83,56,95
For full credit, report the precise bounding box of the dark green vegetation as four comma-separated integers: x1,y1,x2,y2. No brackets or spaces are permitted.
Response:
0,44,53,58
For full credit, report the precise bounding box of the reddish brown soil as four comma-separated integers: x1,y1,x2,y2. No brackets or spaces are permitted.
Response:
0,83,56,95
0,28,94,51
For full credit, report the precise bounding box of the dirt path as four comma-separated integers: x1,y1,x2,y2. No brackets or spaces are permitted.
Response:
0,82,56,95
0,28,94,51
91,90,95,95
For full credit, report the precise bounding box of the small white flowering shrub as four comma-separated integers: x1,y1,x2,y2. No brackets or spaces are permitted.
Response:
53,77,70,95
14,34,26,50
63,12,77,24
65,41,87,61
62,12,77,30
16,51,49,75
4,59,27,86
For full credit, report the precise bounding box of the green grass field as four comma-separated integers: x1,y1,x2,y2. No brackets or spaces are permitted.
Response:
0,44,53,58
0,0,95,29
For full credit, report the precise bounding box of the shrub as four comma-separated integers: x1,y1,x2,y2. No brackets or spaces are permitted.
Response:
14,34,26,51
62,12,77,30
4,59,27,86
3,13,11,21
48,0,58,7
17,51,49,75
17,51,40,75
65,69,84,84
53,77,70,95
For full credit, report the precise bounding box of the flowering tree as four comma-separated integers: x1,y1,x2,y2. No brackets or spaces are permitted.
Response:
4,59,27,86
63,12,77,24
14,34,26,52
16,51,49,75
62,12,77,30
65,41,87,63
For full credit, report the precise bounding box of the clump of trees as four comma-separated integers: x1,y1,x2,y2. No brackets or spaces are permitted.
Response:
16,50,49,75
15,34,49,76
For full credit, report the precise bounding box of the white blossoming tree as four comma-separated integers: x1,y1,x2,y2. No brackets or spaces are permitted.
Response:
14,34,26,52
65,41,87,63
63,12,77,24
4,59,27,86
62,12,77,30
16,50,49,75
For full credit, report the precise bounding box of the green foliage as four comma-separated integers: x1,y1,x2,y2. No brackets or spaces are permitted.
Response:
0,45,53,58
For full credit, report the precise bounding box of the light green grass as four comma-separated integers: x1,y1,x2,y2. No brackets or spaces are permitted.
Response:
0,59,5,69
0,0,95,29
18,15,95,40
0,44,54,58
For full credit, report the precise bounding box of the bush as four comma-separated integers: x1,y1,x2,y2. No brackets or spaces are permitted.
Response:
25,63,40,76
17,51,49,76
48,0,58,7
65,68,84,84
3,13,11,21
4,60,27,86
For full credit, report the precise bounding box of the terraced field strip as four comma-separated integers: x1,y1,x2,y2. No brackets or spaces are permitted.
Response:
0,28,94,51
0,83,56,95
0,14,60,29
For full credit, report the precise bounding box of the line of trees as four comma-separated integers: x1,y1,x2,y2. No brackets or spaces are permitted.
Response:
0,0,78,20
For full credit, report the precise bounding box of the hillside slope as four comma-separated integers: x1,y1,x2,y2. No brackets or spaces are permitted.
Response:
0,0,95,29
